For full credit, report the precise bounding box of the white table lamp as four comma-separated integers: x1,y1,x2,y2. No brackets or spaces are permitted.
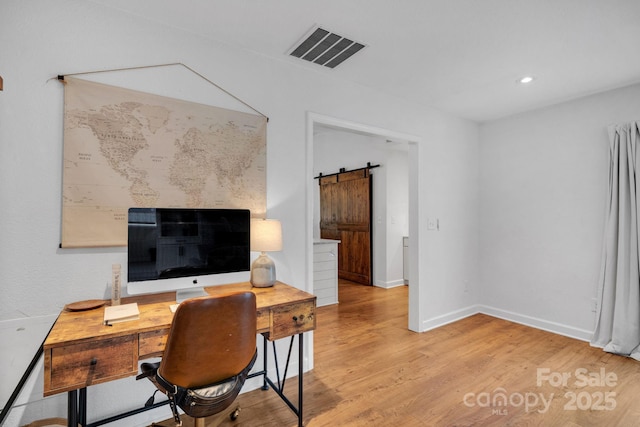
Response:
250,219,282,287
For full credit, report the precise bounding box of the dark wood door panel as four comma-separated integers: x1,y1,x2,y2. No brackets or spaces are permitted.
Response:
319,168,372,285
338,230,370,284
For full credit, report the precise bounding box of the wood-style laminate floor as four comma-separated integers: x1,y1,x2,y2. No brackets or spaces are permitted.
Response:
153,281,640,427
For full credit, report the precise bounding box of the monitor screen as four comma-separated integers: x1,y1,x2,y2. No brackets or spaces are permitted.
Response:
127,208,250,299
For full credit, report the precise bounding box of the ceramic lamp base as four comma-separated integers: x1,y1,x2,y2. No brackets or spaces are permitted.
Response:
250,252,276,287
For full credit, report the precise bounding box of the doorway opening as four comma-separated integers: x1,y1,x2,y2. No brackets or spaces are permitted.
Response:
306,112,422,332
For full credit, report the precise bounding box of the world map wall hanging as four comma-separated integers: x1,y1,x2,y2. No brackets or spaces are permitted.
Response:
61,76,267,248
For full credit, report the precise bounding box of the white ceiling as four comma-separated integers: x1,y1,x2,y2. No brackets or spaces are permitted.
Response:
91,0,640,122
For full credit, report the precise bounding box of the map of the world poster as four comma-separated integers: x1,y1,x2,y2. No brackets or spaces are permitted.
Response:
61,77,267,248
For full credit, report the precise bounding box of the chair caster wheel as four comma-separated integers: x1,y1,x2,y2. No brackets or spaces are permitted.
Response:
230,407,240,421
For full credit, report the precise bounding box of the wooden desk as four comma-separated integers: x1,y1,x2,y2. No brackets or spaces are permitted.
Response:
43,281,316,426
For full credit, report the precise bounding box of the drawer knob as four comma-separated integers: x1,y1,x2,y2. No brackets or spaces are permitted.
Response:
293,314,308,325
90,358,98,366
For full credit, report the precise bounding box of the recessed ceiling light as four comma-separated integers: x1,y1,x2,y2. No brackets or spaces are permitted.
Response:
518,76,535,84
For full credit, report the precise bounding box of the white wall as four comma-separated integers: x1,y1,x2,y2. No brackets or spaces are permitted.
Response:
384,149,410,286
312,128,409,288
418,117,481,330
479,82,640,340
0,1,480,425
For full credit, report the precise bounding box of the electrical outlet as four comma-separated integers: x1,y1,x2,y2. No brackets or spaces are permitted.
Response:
591,298,598,313
427,218,437,230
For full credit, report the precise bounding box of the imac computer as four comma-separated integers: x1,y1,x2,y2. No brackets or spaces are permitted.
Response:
126,207,250,302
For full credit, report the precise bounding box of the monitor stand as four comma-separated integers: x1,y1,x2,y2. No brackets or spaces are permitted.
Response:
176,287,208,303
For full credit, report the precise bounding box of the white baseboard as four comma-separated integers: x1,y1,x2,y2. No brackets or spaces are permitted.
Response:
478,305,593,342
420,304,593,342
420,305,479,332
374,279,405,289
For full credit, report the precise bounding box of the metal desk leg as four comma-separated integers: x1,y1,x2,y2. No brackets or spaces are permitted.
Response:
252,333,306,426
79,388,87,426
67,390,77,427
298,332,304,427
261,335,269,390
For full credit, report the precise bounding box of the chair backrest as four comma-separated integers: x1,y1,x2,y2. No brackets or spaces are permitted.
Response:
159,291,257,389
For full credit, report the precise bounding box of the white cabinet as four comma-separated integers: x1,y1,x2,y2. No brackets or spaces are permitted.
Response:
313,239,339,306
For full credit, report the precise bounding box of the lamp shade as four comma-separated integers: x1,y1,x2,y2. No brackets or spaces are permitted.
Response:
250,219,282,252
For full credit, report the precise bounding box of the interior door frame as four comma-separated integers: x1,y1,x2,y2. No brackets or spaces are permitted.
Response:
305,112,423,333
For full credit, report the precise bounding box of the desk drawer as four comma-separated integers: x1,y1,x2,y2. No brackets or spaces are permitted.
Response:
45,335,138,395
139,329,169,358
256,308,270,333
269,302,316,341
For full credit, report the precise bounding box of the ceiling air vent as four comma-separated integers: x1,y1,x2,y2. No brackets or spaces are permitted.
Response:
289,26,366,69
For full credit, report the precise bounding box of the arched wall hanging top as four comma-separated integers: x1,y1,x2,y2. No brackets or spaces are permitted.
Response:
55,62,268,121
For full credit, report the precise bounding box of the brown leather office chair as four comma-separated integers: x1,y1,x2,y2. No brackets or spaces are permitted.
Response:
137,291,257,427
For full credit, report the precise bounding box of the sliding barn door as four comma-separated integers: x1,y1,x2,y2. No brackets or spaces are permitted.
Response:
319,169,372,285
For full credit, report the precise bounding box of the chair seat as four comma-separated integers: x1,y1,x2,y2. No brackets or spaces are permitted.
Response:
137,361,237,398
138,351,257,419
190,378,238,399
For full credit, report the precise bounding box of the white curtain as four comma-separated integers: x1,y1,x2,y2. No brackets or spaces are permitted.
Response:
592,121,640,360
